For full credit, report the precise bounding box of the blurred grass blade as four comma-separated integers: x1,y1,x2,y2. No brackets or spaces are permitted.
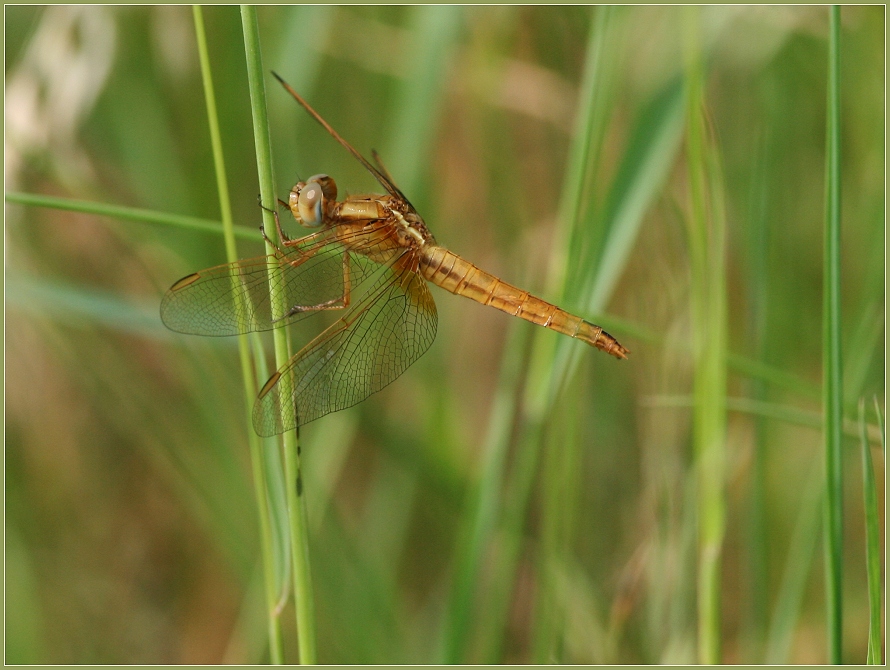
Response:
473,7,686,662
745,130,772,658
533,7,619,662
7,276,164,336
533,379,581,663
439,322,530,663
241,6,317,663
383,6,463,200
358,4,464,591
561,5,622,291
4,190,257,239
446,11,614,661
5,527,42,663
727,353,821,402
644,394,883,445
822,6,843,663
586,75,684,312
271,5,336,93
563,78,683,401
475,12,616,662
683,7,728,663
764,462,823,663
193,6,285,661
859,399,882,664
267,5,337,178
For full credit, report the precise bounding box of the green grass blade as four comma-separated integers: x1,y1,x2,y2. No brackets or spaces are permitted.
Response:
439,321,530,663
473,13,613,662
560,5,621,292
533,381,582,664
683,7,728,663
644,394,883,445
446,12,611,661
192,6,285,663
7,276,163,335
586,76,684,312
744,130,775,659
822,6,844,663
241,6,316,663
764,463,824,663
4,191,257,239
472,7,686,662
193,6,236,260
860,399,882,663
382,6,463,201
532,8,619,662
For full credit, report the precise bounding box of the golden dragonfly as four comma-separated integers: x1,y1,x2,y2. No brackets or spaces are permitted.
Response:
161,73,628,437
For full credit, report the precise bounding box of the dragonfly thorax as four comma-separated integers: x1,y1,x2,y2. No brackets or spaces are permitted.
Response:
390,207,436,248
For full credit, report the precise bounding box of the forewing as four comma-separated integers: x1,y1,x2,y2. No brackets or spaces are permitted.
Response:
160,229,378,336
252,256,437,436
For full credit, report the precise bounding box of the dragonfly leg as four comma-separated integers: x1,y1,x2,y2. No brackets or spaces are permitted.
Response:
277,296,344,317
259,224,287,259
272,208,292,243
258,197,292,244
341,250,352,308
273,251,353,321
258,213,297,257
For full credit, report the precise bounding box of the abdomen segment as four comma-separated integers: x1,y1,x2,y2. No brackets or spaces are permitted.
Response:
420,246,628,359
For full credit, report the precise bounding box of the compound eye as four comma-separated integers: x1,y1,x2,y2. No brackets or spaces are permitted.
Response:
307,174,337,201
297,182,325,227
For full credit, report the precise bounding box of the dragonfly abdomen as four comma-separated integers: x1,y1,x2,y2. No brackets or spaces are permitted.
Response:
420,246,628,359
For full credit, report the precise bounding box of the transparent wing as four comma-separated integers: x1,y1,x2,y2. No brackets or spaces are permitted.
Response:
252,255,437,436
160,225,386,336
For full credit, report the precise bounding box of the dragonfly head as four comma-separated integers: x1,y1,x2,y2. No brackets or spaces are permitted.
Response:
289,174,338,228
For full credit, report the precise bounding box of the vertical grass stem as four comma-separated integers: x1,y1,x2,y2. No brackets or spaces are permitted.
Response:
241,6,317,663
193,6,284,662
859,399,882,663
822,6,844,663
683,7,728,663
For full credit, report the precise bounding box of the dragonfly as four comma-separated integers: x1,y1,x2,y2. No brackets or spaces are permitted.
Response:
161,72,628,437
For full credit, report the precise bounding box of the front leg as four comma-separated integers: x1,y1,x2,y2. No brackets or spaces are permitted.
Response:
259,205,293,253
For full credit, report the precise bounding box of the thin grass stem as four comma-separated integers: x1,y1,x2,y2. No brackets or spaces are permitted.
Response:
241,6,316,663
646,394,883,445
4,191,257,239
859,399,882,663
822,6,844,662
192,6,284,663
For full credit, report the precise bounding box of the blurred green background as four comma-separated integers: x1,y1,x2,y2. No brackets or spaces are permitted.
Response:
5,5,884,664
